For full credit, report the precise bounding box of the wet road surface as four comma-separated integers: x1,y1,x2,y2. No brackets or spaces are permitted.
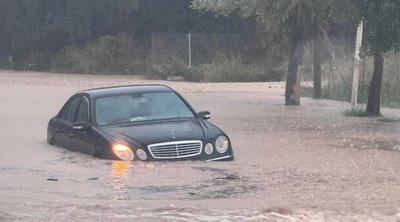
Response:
1,70,400,221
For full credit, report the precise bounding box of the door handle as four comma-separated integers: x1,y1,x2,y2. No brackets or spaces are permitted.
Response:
68,133,74,138
55,128,60,133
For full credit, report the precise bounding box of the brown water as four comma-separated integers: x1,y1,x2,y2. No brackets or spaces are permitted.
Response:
1,70,400,221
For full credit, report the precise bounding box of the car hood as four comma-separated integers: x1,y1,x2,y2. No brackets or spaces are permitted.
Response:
99,118,207,146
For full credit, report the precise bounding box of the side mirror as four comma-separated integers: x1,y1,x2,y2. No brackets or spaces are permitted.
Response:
73,121,90,131
198,111,211,120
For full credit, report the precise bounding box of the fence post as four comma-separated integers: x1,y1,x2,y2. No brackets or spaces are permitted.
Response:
188,33,192,68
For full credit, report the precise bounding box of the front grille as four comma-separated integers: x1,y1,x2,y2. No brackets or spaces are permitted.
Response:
148,140,202,159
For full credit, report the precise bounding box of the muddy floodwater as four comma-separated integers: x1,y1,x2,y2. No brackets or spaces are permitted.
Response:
1,70,400,221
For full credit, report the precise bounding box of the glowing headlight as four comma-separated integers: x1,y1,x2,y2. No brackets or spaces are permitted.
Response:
112,144,134,161
215,135,229,153
136,149,148,160
205,143,214,155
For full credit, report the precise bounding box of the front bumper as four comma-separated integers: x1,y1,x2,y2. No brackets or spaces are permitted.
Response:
206,155,234,161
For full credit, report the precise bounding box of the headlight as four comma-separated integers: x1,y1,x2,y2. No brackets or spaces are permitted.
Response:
215,135,229,153
112,144,134,161
136,149,148,160
204,143,214,155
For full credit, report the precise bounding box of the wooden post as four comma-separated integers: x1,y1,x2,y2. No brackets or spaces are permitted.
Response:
396,53,400,86
351,20,363,109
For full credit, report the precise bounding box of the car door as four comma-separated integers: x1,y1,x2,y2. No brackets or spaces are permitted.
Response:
72,96,95,155
56,95,82,150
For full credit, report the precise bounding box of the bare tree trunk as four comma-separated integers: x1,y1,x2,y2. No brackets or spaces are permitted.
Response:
351,21,364,109
285,36,304,105
366,52,384,116
285,5,304,106
313,31,322,99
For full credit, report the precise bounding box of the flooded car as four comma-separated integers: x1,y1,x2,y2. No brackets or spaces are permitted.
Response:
47,85,234,161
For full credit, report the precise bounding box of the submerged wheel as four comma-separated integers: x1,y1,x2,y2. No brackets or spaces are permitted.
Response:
47,130,55,145
94,151,103,159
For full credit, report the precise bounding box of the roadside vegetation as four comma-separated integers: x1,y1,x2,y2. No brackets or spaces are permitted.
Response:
1,0,400,114
51,33,147,74
301,51,400,109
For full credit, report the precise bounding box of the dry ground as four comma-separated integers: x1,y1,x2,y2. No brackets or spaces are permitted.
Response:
1,70,400,221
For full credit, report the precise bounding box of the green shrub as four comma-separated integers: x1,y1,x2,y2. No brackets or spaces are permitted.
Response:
344,107,369,117
148,57,188,80
185,66,204,82
51,33,147,74
148,53,284,82
189,55,284,82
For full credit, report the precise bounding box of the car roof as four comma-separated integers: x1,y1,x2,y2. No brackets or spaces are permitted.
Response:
78,84,174,97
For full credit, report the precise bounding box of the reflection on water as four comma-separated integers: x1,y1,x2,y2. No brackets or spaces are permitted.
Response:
111,161,131,200
112,161,131,176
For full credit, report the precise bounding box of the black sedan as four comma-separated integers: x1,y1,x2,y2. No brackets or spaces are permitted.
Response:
47,85,234,161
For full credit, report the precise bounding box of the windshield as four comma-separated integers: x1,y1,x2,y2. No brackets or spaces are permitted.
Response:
95,91,194,126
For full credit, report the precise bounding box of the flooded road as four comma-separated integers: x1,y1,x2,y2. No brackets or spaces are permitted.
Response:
1,70,400,221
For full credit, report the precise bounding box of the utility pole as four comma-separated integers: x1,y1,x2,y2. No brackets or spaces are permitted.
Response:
351,20,363,109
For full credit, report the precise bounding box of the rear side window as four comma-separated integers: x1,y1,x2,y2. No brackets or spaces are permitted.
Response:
65,96,81,123
59,104,68,120
76,97,89,123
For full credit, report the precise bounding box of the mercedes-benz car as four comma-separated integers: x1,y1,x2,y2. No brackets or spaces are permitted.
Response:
47,85,234,161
